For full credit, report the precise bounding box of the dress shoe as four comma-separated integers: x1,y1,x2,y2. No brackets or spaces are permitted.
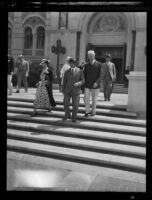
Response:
84,112,91,117
62,117,69,121
31,112,37,117
91,113,95,116
104,99,107,101
72,119,77,122
16,90,20,93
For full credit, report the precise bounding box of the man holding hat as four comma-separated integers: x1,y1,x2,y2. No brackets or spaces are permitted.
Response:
102,53,116,101
62,58,85,122
15,54,29,93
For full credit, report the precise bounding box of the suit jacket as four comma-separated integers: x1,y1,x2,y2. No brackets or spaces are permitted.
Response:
102,61,116,82
62,67,85,94
83,60,102,89
8,56,15,75
16,59,29,75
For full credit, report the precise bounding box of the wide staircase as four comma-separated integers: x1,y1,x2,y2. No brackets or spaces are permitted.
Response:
53,83,128,94
7,94,146,175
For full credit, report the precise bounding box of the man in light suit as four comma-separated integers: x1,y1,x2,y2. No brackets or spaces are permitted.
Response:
102,54,116,101
15,55,29,93
62,58,85,122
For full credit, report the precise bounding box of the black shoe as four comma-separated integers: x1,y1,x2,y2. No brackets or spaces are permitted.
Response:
91,114,95,116
104,99,107,101
108,98,110,101
84,112,91,117
31,112,37,117
62,117,70,121
16,90,19,93
72,119,77,122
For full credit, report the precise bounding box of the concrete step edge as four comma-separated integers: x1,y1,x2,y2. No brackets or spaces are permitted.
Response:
7,139,146,174
7,107,146,127
7,101,138,118
7,97,127,111
7,122,146,147
7,130,146,159
7,113,146,135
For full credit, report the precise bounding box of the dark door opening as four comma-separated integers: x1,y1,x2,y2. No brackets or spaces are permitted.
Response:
88,45,126,84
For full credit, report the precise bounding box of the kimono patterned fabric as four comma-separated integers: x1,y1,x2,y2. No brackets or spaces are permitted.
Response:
34,70,52,109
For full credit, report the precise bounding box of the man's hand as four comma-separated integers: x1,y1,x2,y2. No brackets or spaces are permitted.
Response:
26,73,29,77
93,82,98,88
74,83,79,87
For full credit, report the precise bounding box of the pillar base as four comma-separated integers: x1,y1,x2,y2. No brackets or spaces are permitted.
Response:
126,71,146,118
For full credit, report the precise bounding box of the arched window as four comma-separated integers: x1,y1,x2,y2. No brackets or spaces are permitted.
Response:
36,26,45,49
8,27,12,50
24,27,33,49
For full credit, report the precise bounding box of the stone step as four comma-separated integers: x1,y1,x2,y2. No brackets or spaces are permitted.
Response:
7,106,146,127
7,113,146,136
7,96,127,111
7,139,145,174
7,121,146,147
7,129,146,159
7,101,138,119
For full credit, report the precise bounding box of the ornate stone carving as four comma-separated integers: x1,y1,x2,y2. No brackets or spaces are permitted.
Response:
23,17,45,29
93,14,126,32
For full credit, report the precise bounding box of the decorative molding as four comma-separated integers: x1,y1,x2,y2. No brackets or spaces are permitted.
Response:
93,14,127,33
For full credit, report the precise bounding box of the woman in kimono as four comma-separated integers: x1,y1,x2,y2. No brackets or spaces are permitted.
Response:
31,59,56,116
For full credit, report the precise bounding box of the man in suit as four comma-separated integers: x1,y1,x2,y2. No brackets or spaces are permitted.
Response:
15,55,29,93
83,50,102,117
8,53,15,95
102,54,116,101
62,58,85,122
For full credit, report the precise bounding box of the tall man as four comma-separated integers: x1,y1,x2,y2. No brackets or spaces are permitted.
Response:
15,55,29,93
8,53,15,95
62,58,85,122
83,50,102,117
102,54,116,101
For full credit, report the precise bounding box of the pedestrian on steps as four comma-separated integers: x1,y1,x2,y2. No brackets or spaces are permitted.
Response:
31,59,56,116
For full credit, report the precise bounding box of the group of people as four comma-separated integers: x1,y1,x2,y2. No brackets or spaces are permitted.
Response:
59,50,116,122
7,54,29,95
8,50,116,122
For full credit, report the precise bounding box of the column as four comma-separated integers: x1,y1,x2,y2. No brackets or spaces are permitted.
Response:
11,12,24,60
126,27,146,118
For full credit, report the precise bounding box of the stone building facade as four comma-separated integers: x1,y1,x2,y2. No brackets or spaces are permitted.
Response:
8,12,146,116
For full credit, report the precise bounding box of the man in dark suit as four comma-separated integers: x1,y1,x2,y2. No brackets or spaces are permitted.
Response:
83,50,102,117
62,58,85,122
102,54,116,101
8,53,15,95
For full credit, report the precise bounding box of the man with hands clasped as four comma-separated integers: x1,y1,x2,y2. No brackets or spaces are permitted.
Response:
83,50,102,117
62,58,85,122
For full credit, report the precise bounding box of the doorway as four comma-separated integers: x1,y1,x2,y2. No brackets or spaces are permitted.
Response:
87,45,126,83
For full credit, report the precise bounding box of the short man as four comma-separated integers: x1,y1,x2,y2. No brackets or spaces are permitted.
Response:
62,58,85,122
8,53,15,95
15,55,29,93
102,54,116,101
83,50,102,117
60,56,71,87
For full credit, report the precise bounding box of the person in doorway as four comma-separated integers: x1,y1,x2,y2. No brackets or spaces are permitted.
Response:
62,58,85,122
7,53,15,95
15,55,29,93
31,59,56,116
83,50,102,117
124,67,129,88
102,53,116,101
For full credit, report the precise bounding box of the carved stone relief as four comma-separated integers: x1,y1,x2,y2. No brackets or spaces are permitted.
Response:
93,14,126,32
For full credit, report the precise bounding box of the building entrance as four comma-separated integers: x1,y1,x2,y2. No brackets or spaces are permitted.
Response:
86,44,126,83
